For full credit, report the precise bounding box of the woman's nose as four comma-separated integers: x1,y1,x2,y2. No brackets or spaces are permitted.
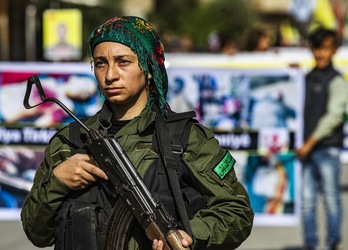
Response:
105,64,119,83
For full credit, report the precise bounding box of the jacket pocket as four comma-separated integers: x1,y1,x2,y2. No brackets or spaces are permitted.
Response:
55,200,109,250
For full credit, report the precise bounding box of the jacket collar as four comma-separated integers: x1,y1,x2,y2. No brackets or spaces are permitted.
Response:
81,101,157,137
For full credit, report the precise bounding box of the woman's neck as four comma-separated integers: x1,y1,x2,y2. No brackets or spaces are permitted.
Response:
110,101,146,120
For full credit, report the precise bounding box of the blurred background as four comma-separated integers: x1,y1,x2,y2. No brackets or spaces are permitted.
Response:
1,0,348,61
0,0,348,249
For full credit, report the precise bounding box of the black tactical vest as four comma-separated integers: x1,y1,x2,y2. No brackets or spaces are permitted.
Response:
54,111,206,250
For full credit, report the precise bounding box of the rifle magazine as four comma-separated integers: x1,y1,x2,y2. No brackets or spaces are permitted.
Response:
104,198,134,250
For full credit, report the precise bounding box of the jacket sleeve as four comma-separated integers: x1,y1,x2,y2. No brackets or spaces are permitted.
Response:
184,124,254,250
20,127,71,247
312,76,348,140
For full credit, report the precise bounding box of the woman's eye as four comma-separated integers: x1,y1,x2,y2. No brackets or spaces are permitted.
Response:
119,60,130,65
94,61,105,67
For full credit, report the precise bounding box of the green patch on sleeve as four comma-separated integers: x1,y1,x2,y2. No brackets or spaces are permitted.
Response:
212,152,235,180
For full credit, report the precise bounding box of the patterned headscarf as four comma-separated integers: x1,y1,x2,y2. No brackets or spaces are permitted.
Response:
88,16,168,114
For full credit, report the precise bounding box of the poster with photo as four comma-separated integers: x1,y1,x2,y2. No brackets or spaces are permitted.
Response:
167,66,304,225
230,150,300,226
167,67,302,132
43,9,82,61
0,64,101,128
0,63,102,219
0,146,44,207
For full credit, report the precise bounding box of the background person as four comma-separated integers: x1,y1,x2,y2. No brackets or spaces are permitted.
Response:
242,26,272,52
296,26,348,250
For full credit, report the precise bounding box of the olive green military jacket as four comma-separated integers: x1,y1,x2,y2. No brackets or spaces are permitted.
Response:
21,103,254,250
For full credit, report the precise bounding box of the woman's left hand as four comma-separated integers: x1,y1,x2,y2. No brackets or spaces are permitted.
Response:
152,230,192,250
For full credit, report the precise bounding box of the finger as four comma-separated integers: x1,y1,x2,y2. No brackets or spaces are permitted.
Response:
157,240,163,250
72,154,108,180
182,238,191,247
85,155,109,180
152,239,163,250
83,164,108,180
71,153,93,161
178,230,193,246
85,154,98,165
152,239,158,250
77,182,87,190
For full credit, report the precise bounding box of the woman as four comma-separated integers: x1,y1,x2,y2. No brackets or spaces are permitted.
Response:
21,16,254,250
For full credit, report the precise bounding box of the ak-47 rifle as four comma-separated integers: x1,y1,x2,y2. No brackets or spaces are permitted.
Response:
23,75,189,250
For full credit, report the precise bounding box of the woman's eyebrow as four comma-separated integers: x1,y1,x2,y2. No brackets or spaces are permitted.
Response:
93,54,136,60
92,55,106,61
114,54,136,60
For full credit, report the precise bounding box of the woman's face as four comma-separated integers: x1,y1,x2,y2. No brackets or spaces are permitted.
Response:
92,42,148,109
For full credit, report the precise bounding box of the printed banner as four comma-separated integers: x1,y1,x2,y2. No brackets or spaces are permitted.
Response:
166,66,303,226
0,63,101,220
2,58,344,227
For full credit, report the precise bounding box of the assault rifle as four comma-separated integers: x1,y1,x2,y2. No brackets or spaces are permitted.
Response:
23,75,189,250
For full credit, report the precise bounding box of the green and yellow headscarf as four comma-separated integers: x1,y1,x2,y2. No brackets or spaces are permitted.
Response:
88,16,168,114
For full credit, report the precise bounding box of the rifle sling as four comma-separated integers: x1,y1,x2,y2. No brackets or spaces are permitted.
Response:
154,107,194,239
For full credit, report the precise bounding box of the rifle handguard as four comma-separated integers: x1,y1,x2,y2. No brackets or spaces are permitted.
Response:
166,230,190,250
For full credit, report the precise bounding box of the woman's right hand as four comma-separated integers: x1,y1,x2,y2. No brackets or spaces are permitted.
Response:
53,153,108,190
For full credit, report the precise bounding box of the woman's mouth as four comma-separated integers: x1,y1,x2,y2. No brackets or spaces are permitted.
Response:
105,87,123,95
